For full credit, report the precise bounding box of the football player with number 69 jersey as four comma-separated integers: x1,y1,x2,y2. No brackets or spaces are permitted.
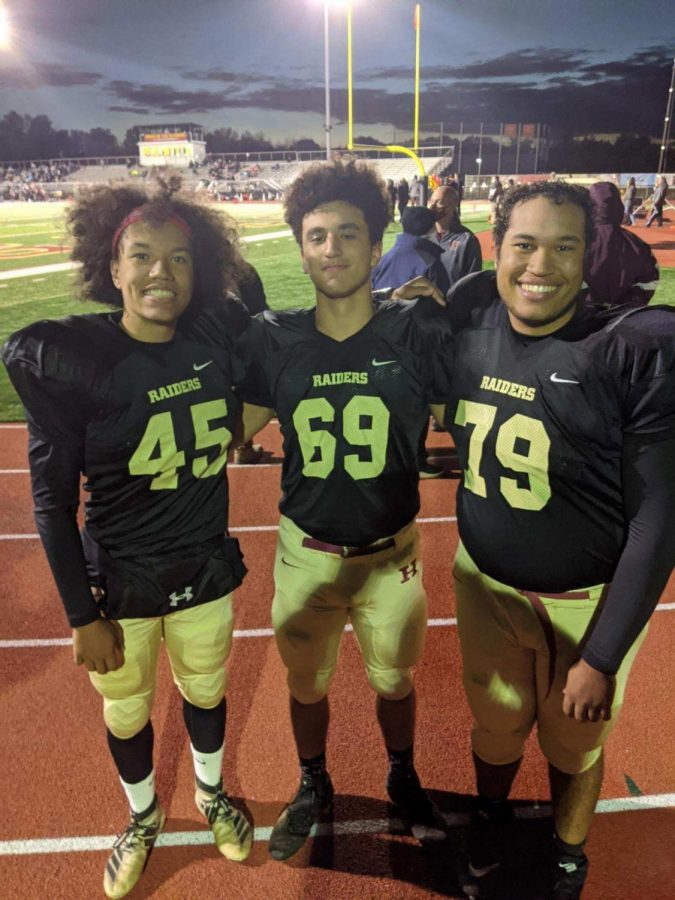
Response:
236,160,452,859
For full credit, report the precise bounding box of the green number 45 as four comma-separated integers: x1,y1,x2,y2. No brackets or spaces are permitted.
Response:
129,399,232,490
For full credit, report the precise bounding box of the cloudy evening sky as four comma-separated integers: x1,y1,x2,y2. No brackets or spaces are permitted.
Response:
0,0,674,143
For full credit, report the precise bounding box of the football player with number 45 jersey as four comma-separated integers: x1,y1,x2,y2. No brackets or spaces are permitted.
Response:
431,181,675,899
236,161,452,859
2,182,254,899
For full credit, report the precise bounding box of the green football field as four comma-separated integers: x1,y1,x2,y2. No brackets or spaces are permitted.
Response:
0,201,673,421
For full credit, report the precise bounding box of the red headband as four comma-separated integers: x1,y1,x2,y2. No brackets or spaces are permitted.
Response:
111,205,193,255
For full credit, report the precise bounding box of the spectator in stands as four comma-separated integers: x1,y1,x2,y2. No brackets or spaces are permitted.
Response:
585,181,659,307
645,175,669,228
428,184,482,287
622,177,638,226
397,177,410,220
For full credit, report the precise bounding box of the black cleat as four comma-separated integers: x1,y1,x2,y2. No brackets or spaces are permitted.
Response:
268,772,334,861
460,797,513,897
386,767,447,842
551,852,589,900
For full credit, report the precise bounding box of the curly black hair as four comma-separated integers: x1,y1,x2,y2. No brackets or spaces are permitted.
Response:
284,159,391,245
66,176,245,314
493,181,595,254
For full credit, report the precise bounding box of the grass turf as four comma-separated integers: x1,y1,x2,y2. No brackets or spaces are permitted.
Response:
0,202,673,421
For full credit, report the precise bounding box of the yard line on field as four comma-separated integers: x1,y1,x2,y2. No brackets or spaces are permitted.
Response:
0,229,292,281
31,277,46,283
2,793,675,856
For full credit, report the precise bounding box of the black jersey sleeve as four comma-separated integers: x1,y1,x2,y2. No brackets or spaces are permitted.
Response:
233,314,275,408
581,434,675,674
2,322,95,443
2,324,101,627
29,435,102,627
620,307,675,439
407,296,455,402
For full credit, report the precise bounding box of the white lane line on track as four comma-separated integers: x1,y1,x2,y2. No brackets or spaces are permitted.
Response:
2,793,675,856
0,618,459,649
0,516,458,541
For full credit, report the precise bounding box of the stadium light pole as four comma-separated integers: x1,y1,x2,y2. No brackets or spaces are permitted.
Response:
316,0,350,161
657,58,675,174
0,4,11,50
321,0,332,160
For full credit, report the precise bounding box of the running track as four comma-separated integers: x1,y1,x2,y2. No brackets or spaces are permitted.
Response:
0,423,674,900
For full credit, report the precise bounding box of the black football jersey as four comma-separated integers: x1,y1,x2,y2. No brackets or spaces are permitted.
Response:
444,271,675,592
236,299,451,545
4,307,243,558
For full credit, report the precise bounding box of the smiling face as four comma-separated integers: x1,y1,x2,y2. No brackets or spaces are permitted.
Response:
110,219,193,341
495,196,586,335
300,201,381,302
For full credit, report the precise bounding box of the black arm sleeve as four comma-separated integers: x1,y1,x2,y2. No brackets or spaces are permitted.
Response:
28,434,101,628
581,435,675,674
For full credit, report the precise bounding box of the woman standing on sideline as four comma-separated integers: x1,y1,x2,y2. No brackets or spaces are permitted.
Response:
2,179,253,898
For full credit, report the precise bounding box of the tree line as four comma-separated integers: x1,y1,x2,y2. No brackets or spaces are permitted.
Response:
0,110,664,173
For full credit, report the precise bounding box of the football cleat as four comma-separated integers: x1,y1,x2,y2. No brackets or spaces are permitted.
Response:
234,441,264,465
551,852,589,900
386,767,447,841
268,771,334,861
195,781,253,862
419,461,445,479
103,800,165,899
460,796,513,897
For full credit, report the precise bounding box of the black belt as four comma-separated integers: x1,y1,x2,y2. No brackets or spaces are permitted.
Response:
301,536,396,559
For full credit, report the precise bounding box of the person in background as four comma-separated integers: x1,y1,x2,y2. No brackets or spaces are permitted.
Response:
622,176,638,226
428,184,482,288
645,174,668,228
397,177,410,221
585,181,659,307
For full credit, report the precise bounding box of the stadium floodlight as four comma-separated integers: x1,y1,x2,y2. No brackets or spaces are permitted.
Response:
476,157,483,181
0,5,11,50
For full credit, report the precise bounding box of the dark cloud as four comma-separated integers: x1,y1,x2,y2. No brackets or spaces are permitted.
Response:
181,69,247,83
108,105,150,115
101,45,672,137
0,63,102,89
370,49,590,82
108,81,237,114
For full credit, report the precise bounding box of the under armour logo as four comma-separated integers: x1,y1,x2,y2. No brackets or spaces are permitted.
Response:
169,585,194,607
399,559,418,583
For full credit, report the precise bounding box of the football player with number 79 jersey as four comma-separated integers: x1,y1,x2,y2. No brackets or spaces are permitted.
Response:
236,160,453,859
431,181,675,899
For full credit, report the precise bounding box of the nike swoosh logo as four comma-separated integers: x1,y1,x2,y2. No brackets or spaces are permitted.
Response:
372,358,397,367
550,372,579,384
469,861,501,878
193,361,213,371
280,557,301,568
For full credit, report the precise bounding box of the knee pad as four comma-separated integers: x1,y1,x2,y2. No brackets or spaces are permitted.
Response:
538,729,604,776
174,667,227,709
103,693,152,741
287,667,335,705
366,665,414,701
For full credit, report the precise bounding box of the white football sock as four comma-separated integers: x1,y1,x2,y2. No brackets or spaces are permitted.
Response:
119,770,156,816
191,743,224,790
